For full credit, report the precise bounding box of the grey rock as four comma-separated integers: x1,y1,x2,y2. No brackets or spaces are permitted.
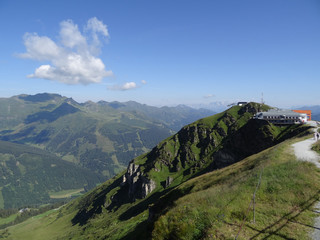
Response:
122,160,156,200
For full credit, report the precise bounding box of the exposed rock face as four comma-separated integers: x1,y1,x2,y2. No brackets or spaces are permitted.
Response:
122,161,156,200
141,178,156,198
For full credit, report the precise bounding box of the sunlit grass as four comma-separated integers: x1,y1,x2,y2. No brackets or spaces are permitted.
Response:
152,138,320,239
312,141,320,154
0,214,17,225
2,137,319,240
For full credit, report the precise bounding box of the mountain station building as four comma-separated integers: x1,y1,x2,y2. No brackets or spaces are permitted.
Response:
292,110,312,121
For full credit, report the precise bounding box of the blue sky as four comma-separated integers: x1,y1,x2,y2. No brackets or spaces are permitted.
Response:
0,0,319,108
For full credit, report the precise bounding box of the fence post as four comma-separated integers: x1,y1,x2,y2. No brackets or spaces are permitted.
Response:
235,169,263,239
253,170,262,224
253,192,255,224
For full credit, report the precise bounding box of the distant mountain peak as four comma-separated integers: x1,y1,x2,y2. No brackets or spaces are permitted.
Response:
108,102,126,109
18,93,63,102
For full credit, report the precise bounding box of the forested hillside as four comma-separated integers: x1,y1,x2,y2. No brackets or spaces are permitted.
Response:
0,140,103,209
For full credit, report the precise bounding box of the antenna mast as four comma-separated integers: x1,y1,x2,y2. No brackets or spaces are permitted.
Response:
261,92,264,105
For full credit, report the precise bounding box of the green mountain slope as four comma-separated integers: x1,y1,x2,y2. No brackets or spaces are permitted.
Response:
0,93,67,130
1,102,316,240
0,93,214,178
0,140,103,209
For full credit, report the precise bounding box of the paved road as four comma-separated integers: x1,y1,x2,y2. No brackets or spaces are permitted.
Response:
292,121,320,239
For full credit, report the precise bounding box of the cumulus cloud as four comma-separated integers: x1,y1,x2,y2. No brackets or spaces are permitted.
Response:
141,80,147,84
108,82,138,91
19,18,113,85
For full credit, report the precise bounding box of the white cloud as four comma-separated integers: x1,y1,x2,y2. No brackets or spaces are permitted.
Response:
85,17,109,55
20,33,61,60
86,17,109,38
141,80,147,84
19,18,112,85
60,20,86,49
108,82,138,91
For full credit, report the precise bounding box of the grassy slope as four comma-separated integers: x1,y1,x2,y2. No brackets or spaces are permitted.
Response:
0,94,67,130
49,189,84,199
0,214,18,226
151,137,320,239
2,135,319,240
312,141,320,154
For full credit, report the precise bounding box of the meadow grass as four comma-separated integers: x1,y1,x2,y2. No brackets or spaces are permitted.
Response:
151,137,320,239
0,208,78,240
0,214,17,225
312,141,320,155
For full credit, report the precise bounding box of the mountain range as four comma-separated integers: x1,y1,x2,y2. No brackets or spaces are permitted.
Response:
1,102,317,239
0,93,214,209
0,93,214,179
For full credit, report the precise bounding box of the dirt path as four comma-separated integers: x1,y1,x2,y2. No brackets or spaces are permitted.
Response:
292,121,320,239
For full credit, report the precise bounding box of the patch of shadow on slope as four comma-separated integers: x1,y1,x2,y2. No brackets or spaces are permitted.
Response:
24,102,80,124
71,176,123,226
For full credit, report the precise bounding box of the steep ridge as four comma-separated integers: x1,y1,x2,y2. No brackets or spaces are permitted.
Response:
114,103,308,202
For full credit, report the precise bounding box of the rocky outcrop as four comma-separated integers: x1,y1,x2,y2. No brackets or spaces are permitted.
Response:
164,176,173,188
122,161,156,200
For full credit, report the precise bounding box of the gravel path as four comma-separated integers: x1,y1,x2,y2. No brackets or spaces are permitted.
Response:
292,139,320,168
291,121,320,239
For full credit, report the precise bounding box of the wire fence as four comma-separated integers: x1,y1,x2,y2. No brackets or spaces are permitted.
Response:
235,169,263,240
